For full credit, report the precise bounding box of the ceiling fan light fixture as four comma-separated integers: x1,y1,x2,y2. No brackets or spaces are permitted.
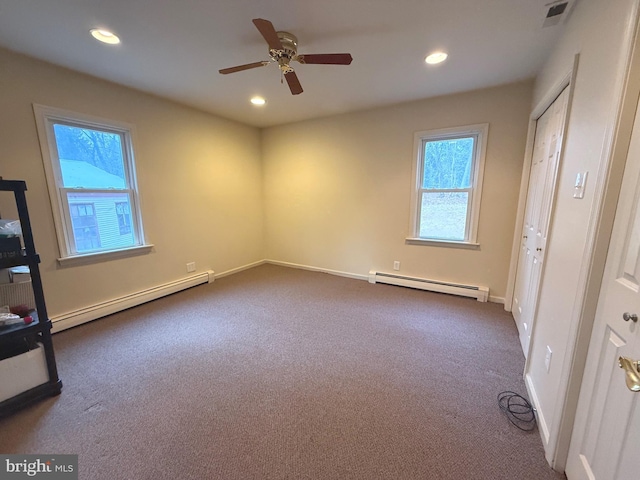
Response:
425,52,448,64
90,28,121,45
219,18,352,96
250,96,266,106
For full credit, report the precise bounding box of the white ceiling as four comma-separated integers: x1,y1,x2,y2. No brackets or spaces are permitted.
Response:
0,0,568,127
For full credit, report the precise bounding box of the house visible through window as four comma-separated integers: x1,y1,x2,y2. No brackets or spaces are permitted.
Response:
34,105,147,260
410,124,488,244
70,203,100,251
116,202,132,235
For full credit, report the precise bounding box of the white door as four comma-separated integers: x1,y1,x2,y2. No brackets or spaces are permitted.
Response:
565,94,640,480
513,87,569,354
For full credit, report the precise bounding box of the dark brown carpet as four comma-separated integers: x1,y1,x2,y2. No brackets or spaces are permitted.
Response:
0,264,564,479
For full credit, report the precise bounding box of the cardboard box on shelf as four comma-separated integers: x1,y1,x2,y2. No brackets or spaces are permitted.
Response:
9,266,30,283
0,343,49,403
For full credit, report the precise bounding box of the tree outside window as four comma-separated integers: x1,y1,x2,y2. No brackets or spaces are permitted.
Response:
410,124,488,244
34,105,146,259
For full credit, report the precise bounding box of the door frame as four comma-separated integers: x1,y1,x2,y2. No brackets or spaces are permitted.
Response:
505,56,578,338
505,5,640,470
559,13,640,472
510,77,578,358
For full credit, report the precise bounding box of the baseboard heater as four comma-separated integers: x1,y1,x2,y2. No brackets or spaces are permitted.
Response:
368,270,489,302
50,270,216,333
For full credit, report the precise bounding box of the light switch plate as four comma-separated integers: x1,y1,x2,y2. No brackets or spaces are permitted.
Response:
573,171,588,199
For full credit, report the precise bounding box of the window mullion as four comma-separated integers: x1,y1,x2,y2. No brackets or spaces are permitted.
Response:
58,187,77,254
465,189,474,242
61,187,132,195
422,187,471,194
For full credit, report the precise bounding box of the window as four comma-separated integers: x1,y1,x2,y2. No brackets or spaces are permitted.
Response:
409,124,488,245
34,105,150,263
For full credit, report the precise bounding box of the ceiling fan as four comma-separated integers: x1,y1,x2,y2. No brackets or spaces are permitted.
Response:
219,18,353,95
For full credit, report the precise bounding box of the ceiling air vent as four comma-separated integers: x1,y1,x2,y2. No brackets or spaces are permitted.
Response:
543,1,574,28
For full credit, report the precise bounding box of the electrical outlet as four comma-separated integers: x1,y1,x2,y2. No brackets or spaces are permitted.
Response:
545,345,552,372
186,262,196,273
393,261,400,271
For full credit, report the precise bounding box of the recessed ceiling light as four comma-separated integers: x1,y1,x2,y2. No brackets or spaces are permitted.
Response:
425,52,448,65
250,97,266,106
90,29,120,45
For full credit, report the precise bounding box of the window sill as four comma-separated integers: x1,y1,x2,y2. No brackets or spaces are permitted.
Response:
57,244,154,267
405,238,480,249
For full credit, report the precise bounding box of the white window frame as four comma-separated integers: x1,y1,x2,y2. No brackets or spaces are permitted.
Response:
407,123,488,247
33,104,152,265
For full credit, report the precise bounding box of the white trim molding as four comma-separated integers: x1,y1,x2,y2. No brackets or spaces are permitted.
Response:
409,123,489,245
51,270,215,332
526,372,550,446
57,244,154,266
49,259,505,334
405,238,480,249
214,260,266,279
504,56,578,314
33,103,150,261
265,259,370,281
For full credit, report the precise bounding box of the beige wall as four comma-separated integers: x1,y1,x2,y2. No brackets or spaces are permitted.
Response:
262,82,533,300
0,47,533,316
524,0,639,467
0,48,264,317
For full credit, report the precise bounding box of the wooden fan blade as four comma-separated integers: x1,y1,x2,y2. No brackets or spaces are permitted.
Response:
296,53,353,65
285,71,303,95
252,18,283,51
219,61,269,74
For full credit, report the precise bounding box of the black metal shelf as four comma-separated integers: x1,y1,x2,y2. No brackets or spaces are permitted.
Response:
0,252,40,270
0,310,43,341
0,178,62,417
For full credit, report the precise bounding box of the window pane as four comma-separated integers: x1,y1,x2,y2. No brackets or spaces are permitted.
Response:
420,192,468,241
53,124,126,189
422,137,474,189
67,192,135,252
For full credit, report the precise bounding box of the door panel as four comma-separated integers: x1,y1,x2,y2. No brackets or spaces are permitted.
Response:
566,90,640,480
616,402,640,479
579,328,631,478
513,87,569,354
619,186,640,287
513,108,549,347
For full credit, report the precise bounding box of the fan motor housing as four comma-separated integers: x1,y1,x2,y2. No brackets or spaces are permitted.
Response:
274,31,298,58
270,31,298,73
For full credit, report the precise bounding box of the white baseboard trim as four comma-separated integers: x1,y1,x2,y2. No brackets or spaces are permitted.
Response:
525,372,551,447
265,260,505,302
50,259,503,333
51,270,215,333
214,260,266,279
265,259,370,282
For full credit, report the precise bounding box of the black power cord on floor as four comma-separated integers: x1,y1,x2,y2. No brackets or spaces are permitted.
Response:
497,391,537,431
